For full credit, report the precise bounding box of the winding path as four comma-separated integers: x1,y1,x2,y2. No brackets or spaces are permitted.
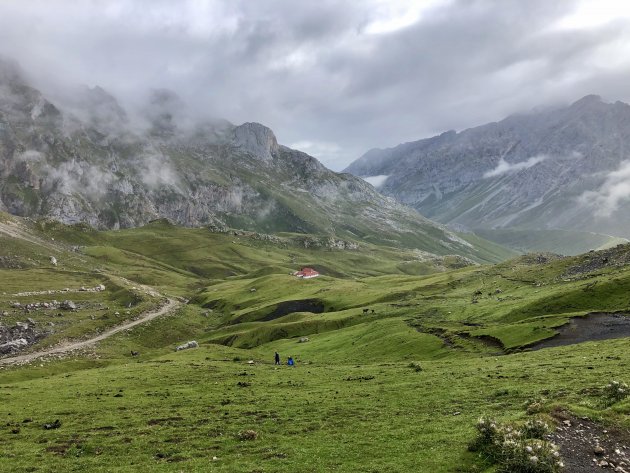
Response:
0,298,181,366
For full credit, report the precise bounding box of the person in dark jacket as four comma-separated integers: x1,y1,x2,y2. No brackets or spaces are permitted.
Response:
274,352,280,365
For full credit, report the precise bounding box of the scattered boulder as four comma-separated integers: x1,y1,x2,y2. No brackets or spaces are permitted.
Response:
0,338,28,354
298,337,310,343
60,300,76,310
175,340,199,351
49,256,57,266
43,420,61,430
96,284,106,291
238,430,258,440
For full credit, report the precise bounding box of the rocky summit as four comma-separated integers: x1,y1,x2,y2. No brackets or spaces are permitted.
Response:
345,95,630,253
0,58,503,261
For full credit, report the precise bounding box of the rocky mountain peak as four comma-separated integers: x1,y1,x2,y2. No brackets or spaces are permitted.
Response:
232,122,279,161
344,95,630,249
571,94,602,106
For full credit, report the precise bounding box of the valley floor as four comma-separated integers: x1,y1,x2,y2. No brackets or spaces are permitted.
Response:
1,216,630,472
1,336,629,472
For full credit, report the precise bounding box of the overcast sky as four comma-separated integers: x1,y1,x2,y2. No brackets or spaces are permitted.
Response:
1,0,630,170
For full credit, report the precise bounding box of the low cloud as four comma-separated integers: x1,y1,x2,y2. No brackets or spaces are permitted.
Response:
3,1,630,171
45,161,115,197
579,160,630,217
362,175,389,188
138,152,182,191
484,155,547,178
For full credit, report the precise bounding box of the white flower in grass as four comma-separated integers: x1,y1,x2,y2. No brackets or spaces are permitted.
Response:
525,446,533,453
529,455,539,464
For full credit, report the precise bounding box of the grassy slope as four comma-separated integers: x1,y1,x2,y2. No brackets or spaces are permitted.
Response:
474,227,628,256
1,215,630,471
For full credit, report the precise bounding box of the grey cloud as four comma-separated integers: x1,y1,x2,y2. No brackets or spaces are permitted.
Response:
0,1,629,170
580,161,630,217
484,155,548,178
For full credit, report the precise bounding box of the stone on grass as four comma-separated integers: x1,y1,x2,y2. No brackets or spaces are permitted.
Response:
238,429,258,440
176,340,199,351
61,300,76,310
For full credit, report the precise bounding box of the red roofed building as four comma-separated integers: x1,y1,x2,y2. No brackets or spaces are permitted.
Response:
293,267,319,279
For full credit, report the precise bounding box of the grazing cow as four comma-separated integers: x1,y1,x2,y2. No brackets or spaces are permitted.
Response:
131,350,140,357
362,308,369,314
371,309,375,314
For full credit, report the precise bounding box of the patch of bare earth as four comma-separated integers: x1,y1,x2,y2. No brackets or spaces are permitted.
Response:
550,411,630,472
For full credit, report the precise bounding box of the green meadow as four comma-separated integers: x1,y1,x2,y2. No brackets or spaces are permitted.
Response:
1,214,629,472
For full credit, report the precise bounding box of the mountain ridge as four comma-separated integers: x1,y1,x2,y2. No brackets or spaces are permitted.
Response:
345,95,630,252
0,58,510,262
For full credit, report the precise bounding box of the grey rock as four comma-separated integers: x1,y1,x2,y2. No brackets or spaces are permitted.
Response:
176,340,199,351
60,300,76,310
0,338,28,354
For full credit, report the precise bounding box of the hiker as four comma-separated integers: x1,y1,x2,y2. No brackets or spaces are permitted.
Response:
287,356,295,366
274,351,280,365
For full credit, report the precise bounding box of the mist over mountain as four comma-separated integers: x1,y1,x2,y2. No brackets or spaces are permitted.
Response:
345,95,630,253
0,58,505,261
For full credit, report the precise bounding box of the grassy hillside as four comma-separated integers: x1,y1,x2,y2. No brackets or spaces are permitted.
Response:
1,214,630,472
474,228,628,256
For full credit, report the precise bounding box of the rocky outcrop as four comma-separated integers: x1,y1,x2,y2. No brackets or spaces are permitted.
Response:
0,320,45,355
232,122,279,161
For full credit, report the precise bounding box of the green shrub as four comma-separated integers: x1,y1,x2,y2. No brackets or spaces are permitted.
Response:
525,398,546,415
602,380,629,405
470,418,563,472
521,419,550,439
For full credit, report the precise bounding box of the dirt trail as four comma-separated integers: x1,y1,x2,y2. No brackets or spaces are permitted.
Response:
0,298,181,366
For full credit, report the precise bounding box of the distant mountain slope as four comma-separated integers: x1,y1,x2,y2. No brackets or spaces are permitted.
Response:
345,95,630,251
0,58,508,262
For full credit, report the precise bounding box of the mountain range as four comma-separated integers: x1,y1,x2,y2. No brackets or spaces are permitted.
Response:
0,58,507,262
345,95,630,254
